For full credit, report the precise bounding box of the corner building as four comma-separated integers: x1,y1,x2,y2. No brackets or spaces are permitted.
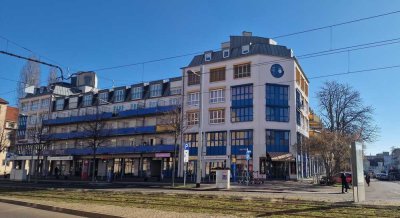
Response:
182,32,310,180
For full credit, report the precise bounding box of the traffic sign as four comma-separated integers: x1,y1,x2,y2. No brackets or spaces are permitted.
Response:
246,150,251,161
184,143,190,150
184,150,189,163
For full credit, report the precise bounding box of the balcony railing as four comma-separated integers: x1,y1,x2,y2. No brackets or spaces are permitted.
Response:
43,105,178,126
44,126,157,140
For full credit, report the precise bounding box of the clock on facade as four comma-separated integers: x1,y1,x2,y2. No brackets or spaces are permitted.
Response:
270,64,284,78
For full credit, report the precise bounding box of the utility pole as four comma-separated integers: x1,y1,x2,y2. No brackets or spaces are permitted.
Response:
194,66,204,188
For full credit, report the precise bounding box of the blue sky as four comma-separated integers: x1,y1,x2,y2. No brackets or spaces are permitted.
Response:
1,1,399,154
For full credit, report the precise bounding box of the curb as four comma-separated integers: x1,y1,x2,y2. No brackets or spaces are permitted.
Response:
0,198,121,218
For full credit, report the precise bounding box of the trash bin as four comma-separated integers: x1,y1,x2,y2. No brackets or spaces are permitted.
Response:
215,168,230,189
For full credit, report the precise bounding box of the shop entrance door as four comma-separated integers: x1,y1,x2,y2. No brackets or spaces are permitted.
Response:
151,160,161,177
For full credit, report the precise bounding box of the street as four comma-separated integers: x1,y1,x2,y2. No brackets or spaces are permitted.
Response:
0,202,82,218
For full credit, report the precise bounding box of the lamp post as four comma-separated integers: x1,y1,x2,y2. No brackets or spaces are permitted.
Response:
187,66,204,188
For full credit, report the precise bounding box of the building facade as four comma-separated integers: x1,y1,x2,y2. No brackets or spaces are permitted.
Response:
41,77,182,180
0,98,18,175
181,32,310,181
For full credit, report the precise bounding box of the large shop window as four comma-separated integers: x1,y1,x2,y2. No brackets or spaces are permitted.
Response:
266,130,290,152
231,130,253,155
266,84,289,122
231,84,253,122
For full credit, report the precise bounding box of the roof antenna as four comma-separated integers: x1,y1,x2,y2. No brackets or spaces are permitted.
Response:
112,80,115,88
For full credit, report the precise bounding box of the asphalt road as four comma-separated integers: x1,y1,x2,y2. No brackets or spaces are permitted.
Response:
365,179,400,204
0,202,82,218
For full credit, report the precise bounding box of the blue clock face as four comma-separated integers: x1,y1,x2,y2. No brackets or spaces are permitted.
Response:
270,64,284,78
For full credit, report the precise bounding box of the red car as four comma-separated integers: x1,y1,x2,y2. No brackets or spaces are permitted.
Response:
333,172,352,184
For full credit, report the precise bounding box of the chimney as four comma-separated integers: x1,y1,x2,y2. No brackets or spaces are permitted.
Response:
242,31,252,36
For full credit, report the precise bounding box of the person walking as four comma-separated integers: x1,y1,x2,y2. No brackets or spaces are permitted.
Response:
365,173,371,187
54,167,59,180
341,173,348,193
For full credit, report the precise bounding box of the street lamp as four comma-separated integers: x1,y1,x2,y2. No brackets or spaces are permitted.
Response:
187,66,204,188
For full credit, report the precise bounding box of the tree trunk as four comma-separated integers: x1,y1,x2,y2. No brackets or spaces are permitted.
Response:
92,147,96,182
171,136,177,187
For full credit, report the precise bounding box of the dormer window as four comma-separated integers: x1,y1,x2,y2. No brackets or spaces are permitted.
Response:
242,45,250,54
114,89,125,102
205,52,212,61
223,49,230,58
99,92,108,104
150,83,162,98
83,94,93,107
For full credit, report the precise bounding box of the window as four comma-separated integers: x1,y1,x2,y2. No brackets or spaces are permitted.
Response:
266,84,289,122
99,92,108,104
21,103,28,112
206,131,227,147
234,63,251,79
209,109,225,124
84,76,92,86
31,100,39,111
69,97,78,109
113,105,124,113
28,115,37,125
223,49,229,58
169,97,180,105
242,45,250,54
149,101,157,108
205,52,212,61
231,130,253,146
209,89,225,104
231,84,253,122
83,95,93,107
187,111,199,125
266,107,289,122
266,130,290,152
187,71,200,86
187,92,200,106
231,107,253,122
55,99,64,111
210,67,225,82
114,90,125,102
131,86,143,100
131,103,138,110
150,83,162,97
41,99,50,109
184,133,198,147
170,87,181,95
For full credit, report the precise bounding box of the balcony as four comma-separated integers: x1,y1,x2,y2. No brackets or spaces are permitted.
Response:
43,105,178,126
47,144,176,156
43,113,113,125
44,126,157,140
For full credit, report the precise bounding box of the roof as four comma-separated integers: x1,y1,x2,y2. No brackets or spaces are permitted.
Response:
185,35,293,68
5,106,18,122
0,98,9,104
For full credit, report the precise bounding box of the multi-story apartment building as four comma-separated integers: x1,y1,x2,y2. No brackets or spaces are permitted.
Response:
181,32,310,180
41,77,182,180
0,98,18,175
12,73,87,178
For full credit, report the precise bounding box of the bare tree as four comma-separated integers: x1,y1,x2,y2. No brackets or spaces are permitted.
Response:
317,81,378,143
47,67,59,85
160,104,188,187
28,117,49,182
0,127,9,154
82,104,110,182
304,130,352,184
17,56,41,104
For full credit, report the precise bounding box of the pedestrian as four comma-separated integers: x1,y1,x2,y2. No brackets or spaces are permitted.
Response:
341,173,348,193
365,173,371,187
54,167,59,180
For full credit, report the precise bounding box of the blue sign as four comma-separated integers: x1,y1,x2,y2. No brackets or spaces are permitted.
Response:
184,143,190,150
270,64,284,78
246,150,251,160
